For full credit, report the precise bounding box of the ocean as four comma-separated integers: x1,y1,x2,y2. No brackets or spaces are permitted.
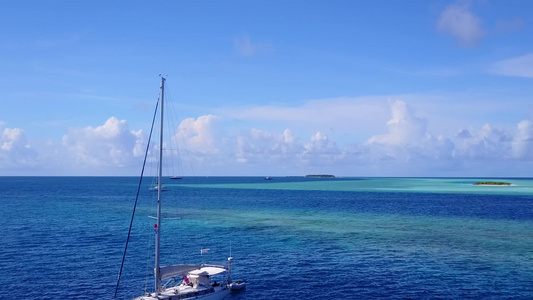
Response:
0,176,532,299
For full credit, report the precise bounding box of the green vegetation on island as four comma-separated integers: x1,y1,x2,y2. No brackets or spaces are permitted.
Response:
474,181,511,186
305,174,336,178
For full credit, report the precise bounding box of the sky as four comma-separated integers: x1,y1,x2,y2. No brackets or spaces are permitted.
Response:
1,0,533,177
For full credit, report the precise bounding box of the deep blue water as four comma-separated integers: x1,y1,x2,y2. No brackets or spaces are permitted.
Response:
0,176,532,299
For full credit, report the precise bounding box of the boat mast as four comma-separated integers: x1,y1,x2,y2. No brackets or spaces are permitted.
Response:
154,76,165,294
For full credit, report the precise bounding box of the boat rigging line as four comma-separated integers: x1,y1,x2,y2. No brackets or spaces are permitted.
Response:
113,94,160,300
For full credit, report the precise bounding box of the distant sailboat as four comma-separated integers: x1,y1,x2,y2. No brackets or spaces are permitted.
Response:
149,184,168,191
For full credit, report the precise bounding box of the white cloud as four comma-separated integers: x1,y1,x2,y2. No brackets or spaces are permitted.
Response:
300,131,344,168
365,101,427,146
223,95,528,140
226,97,387,123
0,125,37,171
62,116,145,169
452,124,511,159
222,96,392,142
492,53,533,78
209,98,533,176
230,127,347,174
363,101,454,166
304,131,340,156
306,132,333,151
234,128,303,164
2,95,533,176
213,98,533,176
436,4,483,46
2,128,26,151
176,114,220,155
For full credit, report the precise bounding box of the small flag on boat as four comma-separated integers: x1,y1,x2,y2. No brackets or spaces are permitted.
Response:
200,248,210,254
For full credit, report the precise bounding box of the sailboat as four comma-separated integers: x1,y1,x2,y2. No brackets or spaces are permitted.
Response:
115,77,238,300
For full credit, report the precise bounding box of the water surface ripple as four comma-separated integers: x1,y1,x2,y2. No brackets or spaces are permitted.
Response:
0,176,531,299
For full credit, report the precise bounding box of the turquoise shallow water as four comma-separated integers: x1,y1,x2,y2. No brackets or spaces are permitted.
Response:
0,176,532,299
181,177,533,195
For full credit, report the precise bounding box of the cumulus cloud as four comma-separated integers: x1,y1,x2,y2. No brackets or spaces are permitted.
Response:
306,132,335,152
452,124,511,159
492,53,533,78
2,128,26,151
0,125,37,170
303,131,340,155
366,101,427,145
436,4,483,46
216,99,533,176
231,127,347,174
363,101,454,165
234,128,303,164
3,95,533,176
299,131,346,169
62,116,145,168
175,115,220,155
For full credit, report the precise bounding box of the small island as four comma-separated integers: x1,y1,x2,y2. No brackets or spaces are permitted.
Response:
474,181,511,186
305,174,336,178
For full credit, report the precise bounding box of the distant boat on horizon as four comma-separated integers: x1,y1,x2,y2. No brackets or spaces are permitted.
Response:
149,184,168,191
